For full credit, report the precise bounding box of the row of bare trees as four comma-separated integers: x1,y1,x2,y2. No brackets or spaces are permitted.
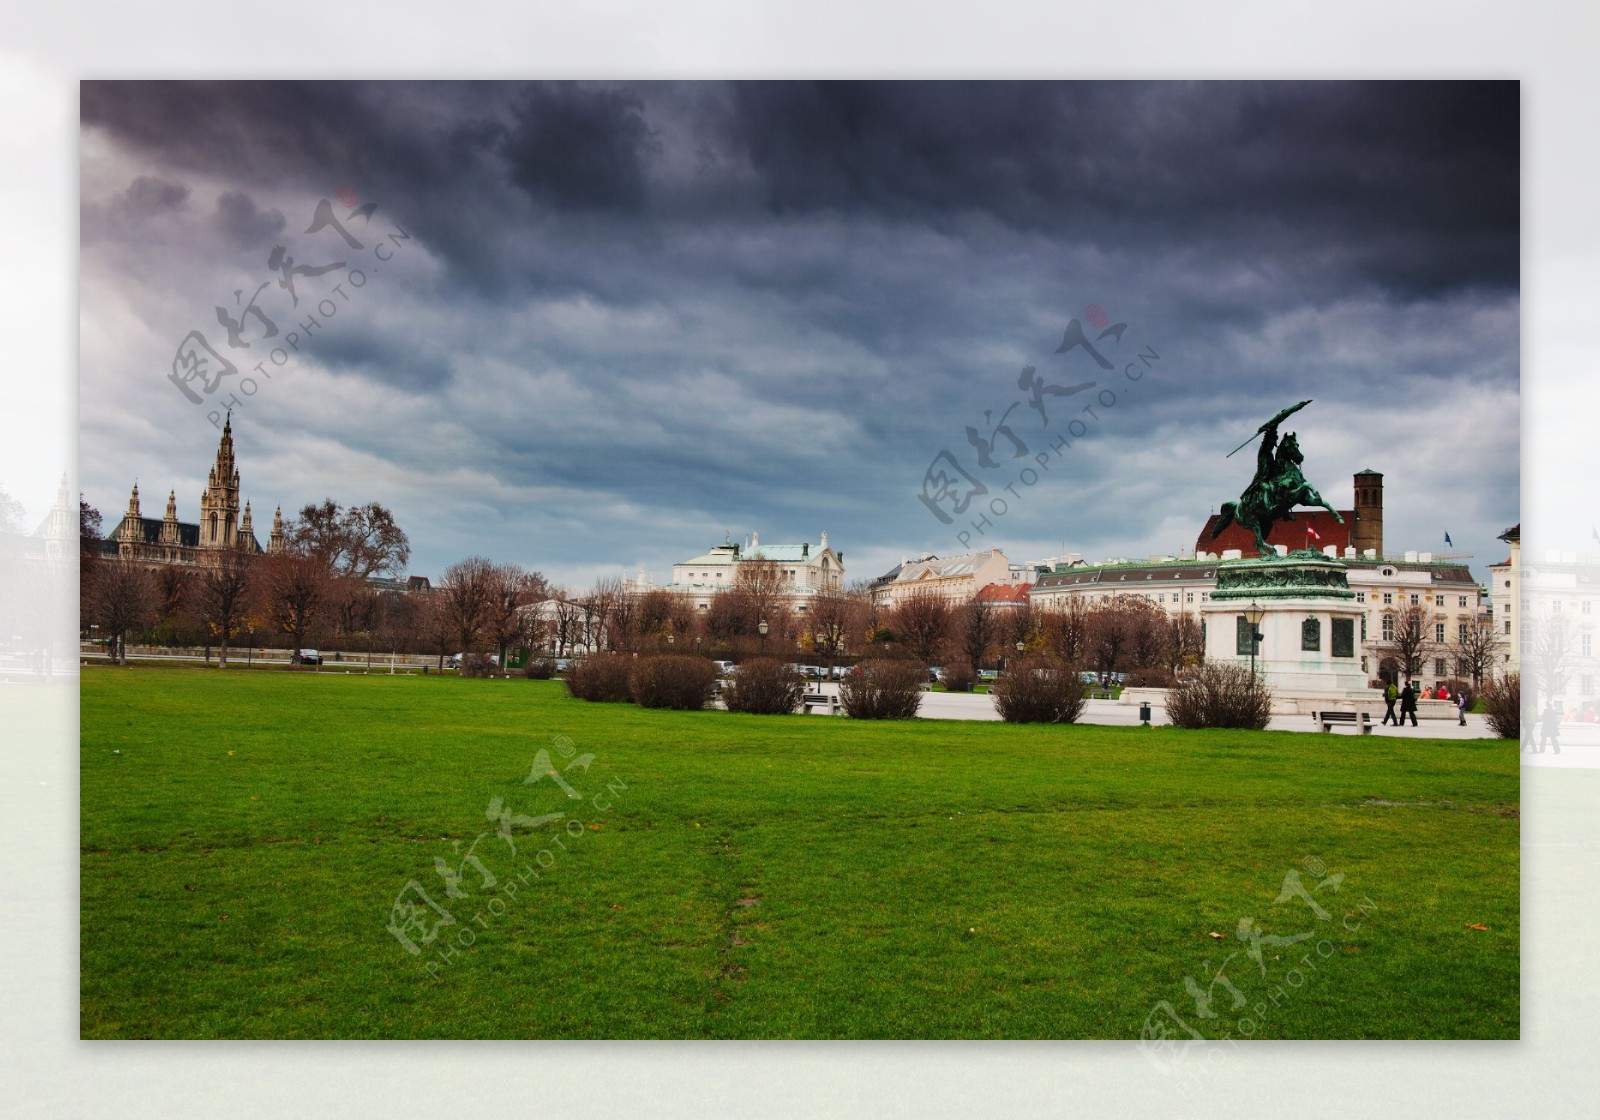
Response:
873,590,1204,680
1372,603,1506,689
82,499,418,667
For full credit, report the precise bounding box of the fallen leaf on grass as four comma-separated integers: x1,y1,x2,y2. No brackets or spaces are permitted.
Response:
1207,931,1225,939
588,823,602,830
1465,922,1488,931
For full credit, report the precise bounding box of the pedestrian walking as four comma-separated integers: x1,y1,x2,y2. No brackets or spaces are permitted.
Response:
1541,704,1563,754
1382,679,1399,725
1457,689,1469,726
1400,682,1419,727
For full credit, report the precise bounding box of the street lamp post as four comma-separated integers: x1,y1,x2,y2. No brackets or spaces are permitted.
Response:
1014,639,1025,672
758,618,768,656
1244,600,1266,679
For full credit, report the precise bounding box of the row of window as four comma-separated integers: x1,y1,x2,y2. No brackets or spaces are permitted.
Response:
1354,592,1475,607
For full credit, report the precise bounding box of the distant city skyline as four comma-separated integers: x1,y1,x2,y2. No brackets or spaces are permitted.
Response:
78,81,1520,590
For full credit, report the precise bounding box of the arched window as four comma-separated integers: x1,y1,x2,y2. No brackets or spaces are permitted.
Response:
209,512,217,541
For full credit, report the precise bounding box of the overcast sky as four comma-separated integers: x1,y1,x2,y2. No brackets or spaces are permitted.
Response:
77,80,1520,589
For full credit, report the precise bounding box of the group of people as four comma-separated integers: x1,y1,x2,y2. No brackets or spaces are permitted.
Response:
1381,680,1471,727
1527,704,1564,754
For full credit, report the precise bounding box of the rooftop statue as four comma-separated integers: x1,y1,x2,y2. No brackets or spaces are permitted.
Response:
1211,399,1344,558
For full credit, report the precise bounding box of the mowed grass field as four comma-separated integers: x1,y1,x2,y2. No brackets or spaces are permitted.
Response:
80,667,1519,1039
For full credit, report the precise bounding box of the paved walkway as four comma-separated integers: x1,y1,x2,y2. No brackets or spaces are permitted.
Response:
903,688,1504,738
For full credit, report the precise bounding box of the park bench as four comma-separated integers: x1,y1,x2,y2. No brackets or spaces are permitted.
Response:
1313,710,1373,735
800,692,841,715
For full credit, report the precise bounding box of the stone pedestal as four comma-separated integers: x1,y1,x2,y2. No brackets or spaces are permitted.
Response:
1201,552,1372,710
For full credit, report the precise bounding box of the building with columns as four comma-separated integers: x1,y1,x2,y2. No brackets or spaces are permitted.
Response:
102,413,284,566
663,530,845,613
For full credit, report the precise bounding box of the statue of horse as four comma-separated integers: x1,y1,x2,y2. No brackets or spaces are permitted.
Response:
1212,423,1343,557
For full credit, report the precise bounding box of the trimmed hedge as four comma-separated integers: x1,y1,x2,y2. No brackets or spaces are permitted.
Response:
1165,661,1273,730
629,654,718,710
991,656,1086,724
564,653,634,703
942,663,977,693
459,653,499,679
1480,671,1519,740
722,657,806,715
840,659,924,720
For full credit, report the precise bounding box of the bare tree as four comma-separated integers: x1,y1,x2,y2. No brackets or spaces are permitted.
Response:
1165,613,1205,675
736,557,788,627
80,495,103,560
1039,600,1088,666
586,575,624,652
891,590,954,666
437,556,497,655
1377,603,1440,685
374,587,426,656
1526,610,1575,711
550,590,585,656
259,553,331,664
1086,595,1168,682
88,557,157,663
1125,597,1170,671
607,580,641,652
288,499,411,578
806,588,859,672
483,562,541,666
634,589,676,647
704,587,756,645
1451,611,1507,690
190,546,255,667
956,595,996,670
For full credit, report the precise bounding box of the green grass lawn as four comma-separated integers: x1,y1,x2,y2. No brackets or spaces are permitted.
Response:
80,666,1518,1039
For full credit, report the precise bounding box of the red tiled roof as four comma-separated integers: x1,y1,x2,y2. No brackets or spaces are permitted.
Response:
1197,509,1355,556
974,582,1030,604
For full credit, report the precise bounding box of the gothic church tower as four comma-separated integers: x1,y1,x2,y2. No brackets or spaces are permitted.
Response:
200,412,242,549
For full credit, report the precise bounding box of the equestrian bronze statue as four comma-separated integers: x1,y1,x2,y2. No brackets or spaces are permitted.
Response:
1211,400,1343,558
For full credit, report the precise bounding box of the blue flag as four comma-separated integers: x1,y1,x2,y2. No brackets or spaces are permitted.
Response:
1444,531,1453,547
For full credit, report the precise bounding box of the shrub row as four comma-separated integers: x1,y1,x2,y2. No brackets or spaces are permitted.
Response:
991,656,1086,724
722,657,806,715
1165,661,1273,730
839,659,924,719
942,662,977,693
562,653,718,710
1479,671,1519,740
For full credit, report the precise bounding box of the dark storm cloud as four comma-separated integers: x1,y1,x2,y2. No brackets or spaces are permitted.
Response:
78,81,1519,585
212,190,286,248
502,83,659,211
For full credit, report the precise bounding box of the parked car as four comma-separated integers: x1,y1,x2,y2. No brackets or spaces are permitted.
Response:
978,668,999,681
298,649,322,665
714,660,736,677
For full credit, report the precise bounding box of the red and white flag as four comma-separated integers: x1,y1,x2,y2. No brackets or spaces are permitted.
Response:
1307,526,1321,541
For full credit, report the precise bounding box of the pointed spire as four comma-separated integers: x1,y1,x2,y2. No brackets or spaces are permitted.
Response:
268,505,285,555
127,482,141,516
159,489,180,545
